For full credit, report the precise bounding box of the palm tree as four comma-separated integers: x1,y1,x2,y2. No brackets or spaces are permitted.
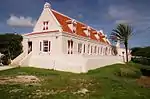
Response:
110,24,133,62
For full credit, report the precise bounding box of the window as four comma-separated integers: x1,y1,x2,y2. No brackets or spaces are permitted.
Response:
91,46,93,54
83,44,86,53
43,40,51,52
43,21,49,30
78,43,82,54
68,40,73,54
105,47,108,55
88,44,90,54
98,47,100,55
101,47,103,55
94,46,97,54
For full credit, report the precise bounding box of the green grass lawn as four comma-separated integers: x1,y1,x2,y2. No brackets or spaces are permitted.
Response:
0,63,150,99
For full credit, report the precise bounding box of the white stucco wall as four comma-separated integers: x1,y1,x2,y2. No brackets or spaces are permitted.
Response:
33,4,61,33
13,32,126,73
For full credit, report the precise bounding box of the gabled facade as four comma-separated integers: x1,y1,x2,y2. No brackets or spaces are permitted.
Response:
11,2,128,73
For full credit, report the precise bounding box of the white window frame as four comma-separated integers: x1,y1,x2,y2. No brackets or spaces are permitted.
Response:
40,40,51,53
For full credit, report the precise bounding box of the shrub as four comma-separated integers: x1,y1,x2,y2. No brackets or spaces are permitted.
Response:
131,57,150,65
115,67,141,78
140,69,150,76
1,56,11,65
0,33,23,60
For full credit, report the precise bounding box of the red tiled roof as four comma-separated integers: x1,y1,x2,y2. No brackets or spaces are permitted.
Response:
52,10,109,44
52,10,73,33
27,8,110,45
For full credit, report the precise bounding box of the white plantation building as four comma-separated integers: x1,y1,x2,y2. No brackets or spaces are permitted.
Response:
11,2,130,73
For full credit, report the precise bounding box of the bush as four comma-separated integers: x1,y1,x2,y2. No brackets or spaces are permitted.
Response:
1,56,11,65
115,67,141,78
140,69,150,76
131,57,150,65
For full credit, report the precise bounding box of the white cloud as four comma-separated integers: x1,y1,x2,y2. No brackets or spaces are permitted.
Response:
108,5,137,24
107,5,150,38
7,15,36,27
108,5,136,19
115,20,130,24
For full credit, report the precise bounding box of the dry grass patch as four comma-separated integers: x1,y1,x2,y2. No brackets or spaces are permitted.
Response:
0,75,40,84
137,76,150,88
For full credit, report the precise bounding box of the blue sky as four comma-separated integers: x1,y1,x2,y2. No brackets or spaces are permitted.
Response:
0,0,150,48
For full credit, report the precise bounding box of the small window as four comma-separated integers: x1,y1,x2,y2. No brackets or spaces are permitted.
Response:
101,47,103,54
88,44,90,54
67,40,73,54
78,43,82,54
98,47,99,54
94,46,97,54
43,21,49,30
91,46,93,54
68,40,70,54
105,47,108,55
83,44,86,53
43,40,51,52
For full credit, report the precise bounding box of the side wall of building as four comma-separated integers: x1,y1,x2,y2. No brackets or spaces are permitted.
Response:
17,32,125,73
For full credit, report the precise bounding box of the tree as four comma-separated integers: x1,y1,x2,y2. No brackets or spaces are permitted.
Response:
131,46,150,58
0,33,23,64
110,24,133,62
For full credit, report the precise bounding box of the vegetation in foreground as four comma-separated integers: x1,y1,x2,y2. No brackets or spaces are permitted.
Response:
0,63,150,99
0,33,23,65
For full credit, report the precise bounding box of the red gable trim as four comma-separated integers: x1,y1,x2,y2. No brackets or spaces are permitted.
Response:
24,30,59,36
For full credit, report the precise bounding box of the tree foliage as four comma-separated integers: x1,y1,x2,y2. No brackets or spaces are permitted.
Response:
110,24,133,62
131,46,150,58
0,33,23,60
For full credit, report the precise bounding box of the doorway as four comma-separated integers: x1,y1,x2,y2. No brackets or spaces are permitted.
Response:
28,41,32,54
